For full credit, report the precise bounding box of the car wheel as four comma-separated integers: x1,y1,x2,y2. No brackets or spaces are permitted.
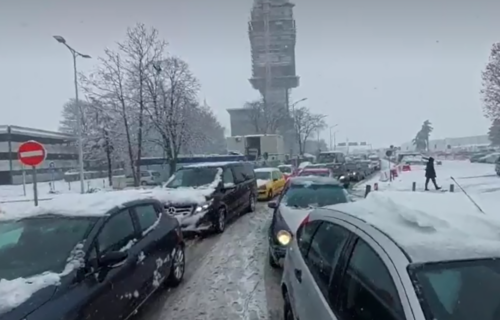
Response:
167,245,185,287
141,181,147,186
268,190,273,201
215,207,226,233
283,291,294,320
247,194,256,213
268,249,279,269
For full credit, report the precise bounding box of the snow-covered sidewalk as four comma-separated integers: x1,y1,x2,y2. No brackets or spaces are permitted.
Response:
158,206,272,320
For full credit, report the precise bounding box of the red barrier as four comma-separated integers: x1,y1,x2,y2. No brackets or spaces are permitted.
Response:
402,164,411,171
374,183,379,191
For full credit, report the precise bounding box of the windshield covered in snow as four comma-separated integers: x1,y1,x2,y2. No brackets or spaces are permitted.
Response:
282,184,347,208
298,170,329,177
255,171,272,180
166,167,219,188
410,259,500,320
0,217,92,280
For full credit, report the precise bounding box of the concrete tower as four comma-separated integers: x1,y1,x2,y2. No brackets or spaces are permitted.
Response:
248,0,299,112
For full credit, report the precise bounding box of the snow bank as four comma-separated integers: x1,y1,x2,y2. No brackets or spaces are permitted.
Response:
329,191,500,259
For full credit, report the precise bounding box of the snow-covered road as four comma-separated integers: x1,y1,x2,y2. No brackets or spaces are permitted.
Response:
136,202,283,320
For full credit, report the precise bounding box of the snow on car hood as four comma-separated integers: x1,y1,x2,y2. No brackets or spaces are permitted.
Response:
279,204,312,234
144,186,214,205
257,179,270,188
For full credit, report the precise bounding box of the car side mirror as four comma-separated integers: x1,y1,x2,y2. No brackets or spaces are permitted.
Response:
99,251,128,267
268,201,278,209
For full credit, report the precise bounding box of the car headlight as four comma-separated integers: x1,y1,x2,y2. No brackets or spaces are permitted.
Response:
276,230,292,246
195,199,213,213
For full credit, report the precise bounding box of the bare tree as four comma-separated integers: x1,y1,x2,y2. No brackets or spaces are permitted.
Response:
292,106,327,155
244,99,287,134
144,56,200,173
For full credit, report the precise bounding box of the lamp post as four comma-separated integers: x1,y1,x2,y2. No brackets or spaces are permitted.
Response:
329,124,339,150
289,97,307,113
53,35,91,194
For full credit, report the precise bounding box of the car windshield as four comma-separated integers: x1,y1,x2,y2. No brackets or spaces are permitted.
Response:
278,166,292,174
255,171,271,180
0,217,92,280
165,167,219,188
317,154,337,163
299,170,329,177
282,183,347,208
409,259,500,320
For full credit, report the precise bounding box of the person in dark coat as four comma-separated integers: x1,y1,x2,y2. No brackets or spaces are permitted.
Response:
425,157,441,190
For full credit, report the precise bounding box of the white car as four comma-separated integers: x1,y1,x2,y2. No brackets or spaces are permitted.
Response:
126,170,162,186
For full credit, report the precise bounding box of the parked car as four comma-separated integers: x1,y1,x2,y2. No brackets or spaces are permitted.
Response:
255,167,287,201
470,153,488,162
267,176,349,268
126,170,162,186
280,197,500,320
164,161,257,233
478,153,500,164
0,193,185,320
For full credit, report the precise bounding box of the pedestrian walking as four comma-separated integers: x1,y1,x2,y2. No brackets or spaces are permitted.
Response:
425,157,441,191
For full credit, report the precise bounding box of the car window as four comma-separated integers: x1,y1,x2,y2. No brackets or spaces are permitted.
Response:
272,171,280,180
141,171,150,177
135,204,159,232
241,163,255,180
297,220,321,257
98,210,136,253
231,165,245,183
223,168,235,184
306,222,350,300
338,239,405,320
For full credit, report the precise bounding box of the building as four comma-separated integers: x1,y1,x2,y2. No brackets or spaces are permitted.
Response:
400,135,491,152
226,108,258,136
0,125,77,185
248,0,299,108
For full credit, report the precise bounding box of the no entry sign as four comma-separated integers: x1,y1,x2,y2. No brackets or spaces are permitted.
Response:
18,140,46,167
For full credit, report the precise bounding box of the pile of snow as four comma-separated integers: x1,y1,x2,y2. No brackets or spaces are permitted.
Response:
328,191,500,259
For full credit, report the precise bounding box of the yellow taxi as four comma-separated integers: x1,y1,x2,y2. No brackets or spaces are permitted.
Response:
255,167,286,200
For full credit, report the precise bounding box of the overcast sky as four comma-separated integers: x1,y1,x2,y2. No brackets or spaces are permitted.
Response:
1,0,498,147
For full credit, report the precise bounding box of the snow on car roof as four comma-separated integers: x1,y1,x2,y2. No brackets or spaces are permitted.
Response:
183,161,240,168
255,167,278,172
324,191,500,263
290,176,340,185
0,190,154,221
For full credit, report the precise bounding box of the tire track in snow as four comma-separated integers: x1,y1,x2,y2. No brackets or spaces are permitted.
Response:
157,204,272,320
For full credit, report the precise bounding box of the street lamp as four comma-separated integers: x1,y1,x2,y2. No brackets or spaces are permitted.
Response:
329,124,339,150
54,35,91,194
290,97,307,112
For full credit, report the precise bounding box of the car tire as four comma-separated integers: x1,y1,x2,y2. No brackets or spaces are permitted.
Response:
268,190,273,201
141,181,147,186
283,290,294,320
247,194,256,213
214,207,226,233
167,245,185,287
268,249,279,269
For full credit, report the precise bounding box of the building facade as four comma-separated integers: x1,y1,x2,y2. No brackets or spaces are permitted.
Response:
226,108,258,136
400,135,491,152
0,125,77,185
248,0,299,108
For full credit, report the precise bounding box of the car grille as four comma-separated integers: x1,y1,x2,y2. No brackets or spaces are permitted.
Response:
164,205,193,216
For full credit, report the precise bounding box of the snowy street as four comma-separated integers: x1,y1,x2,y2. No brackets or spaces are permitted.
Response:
136,202,283,320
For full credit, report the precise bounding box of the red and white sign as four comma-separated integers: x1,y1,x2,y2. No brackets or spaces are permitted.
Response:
18,140,46,167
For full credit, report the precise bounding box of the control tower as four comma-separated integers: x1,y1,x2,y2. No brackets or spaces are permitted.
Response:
248,0,299,111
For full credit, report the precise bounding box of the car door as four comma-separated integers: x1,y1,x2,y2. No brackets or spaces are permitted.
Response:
288,221,352,320
78,209,139,320
221,166,239,216
93,208,142,319
274,170,286,193
334,238,406,320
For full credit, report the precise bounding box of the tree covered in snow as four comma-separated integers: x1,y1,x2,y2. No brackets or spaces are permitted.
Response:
488,118,500,146
59,23,225,186
412,120,433,151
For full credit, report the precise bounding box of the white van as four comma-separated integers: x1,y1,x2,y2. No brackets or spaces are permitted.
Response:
126,170,161,186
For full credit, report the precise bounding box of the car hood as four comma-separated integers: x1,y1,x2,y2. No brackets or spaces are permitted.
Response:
279,204,313,234
0,285,56,319
143,187,215,206
257,179,270,188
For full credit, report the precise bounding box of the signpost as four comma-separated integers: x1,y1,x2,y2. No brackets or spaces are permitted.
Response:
18,141,46,206
49,161,55,192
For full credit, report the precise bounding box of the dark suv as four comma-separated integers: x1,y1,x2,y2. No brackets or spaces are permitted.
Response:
164,162,257,233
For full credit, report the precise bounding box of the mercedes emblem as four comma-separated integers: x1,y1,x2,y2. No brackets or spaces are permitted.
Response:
167,207,176,214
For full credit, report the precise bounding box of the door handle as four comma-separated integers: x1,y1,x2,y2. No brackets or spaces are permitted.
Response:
294,268,302,283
